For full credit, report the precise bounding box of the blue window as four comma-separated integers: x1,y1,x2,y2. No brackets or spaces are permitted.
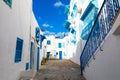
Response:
35,27,40,43
14,37,23,63
47,40,51,45
3,0,12,8
64,21,71,30
56,52,58,55
70,28,76,34
71,12,74,18
58,43,62,48
47,52,50,58
73,4,77,10
26,62,29,70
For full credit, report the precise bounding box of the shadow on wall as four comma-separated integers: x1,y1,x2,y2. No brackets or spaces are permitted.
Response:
70,40,83,65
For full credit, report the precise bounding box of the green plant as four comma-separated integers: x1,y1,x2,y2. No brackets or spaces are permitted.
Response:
41,58,46,65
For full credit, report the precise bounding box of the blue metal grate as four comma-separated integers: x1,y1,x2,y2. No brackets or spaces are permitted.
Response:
80,0,120,75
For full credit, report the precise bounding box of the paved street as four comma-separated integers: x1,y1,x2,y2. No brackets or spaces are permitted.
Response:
33,59,85,80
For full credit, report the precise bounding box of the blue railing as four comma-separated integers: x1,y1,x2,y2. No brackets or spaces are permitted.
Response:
80,0,120,75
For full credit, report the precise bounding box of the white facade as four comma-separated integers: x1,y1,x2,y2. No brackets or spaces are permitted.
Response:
66,0,104,65
55,37,68,59
66,0,82,65
30,11,40,77
66,0,120,80
44,35,68,60
0,0,39,80
40,38,47,60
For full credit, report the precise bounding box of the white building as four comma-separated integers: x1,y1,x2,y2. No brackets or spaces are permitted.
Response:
44,35,69,60
64,0,83,64
65,0,120,80
0,0,40,80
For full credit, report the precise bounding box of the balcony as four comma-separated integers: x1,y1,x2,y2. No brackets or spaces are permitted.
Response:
64,20,71,30
64,5,70,14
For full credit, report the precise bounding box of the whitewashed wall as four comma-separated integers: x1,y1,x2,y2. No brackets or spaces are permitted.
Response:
30,11,40,73
46,36,54,52
68,0,82,65
40,39,47,64
55,38,66,59
0,0,33,80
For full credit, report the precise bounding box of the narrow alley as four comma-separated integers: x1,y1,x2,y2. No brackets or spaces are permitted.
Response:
34,59,85,80
1,0,120,80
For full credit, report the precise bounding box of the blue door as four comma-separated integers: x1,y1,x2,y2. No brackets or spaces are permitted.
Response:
30,42,33,69
59,51,62,60
36,47,40,71
47,52,50,58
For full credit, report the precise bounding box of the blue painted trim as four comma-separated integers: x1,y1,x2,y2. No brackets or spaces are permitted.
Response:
73,3,77,10
58,43,62,48
64,5,70,14
47,40,51,45
64,21,71,30
36,27,40,43
30,42,33,69
40,35,46,49
59,51,62,60
81,2,95,21
26,62,29,70
36,47,40,71
81,21,92,40
3,0,12,8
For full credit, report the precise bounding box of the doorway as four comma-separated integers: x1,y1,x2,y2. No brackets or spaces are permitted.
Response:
59,51,62,60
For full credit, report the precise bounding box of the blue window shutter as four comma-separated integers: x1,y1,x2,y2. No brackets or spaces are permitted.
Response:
14,37,23,63
47,40,51,45
35,27,40,43
71,29,76,34
71,12,74,18
3,0,12,8
64,5,70,14
73,4,77,10
58,43,62,48
64,21,71,30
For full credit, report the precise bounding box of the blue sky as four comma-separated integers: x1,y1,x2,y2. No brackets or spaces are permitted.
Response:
33,0,70,36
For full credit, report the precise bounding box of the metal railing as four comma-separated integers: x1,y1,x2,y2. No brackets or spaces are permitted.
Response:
80,0,120,75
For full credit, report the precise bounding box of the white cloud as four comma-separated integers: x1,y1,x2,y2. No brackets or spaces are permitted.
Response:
42,23,54,28
43,31,68,37
50,26,53,28
42,23,50,27
43,31,55,36
55,32,68,37
54,1,64,7
56,32,64,36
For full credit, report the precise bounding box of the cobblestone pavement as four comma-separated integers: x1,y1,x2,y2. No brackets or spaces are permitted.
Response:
33,59,86,80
